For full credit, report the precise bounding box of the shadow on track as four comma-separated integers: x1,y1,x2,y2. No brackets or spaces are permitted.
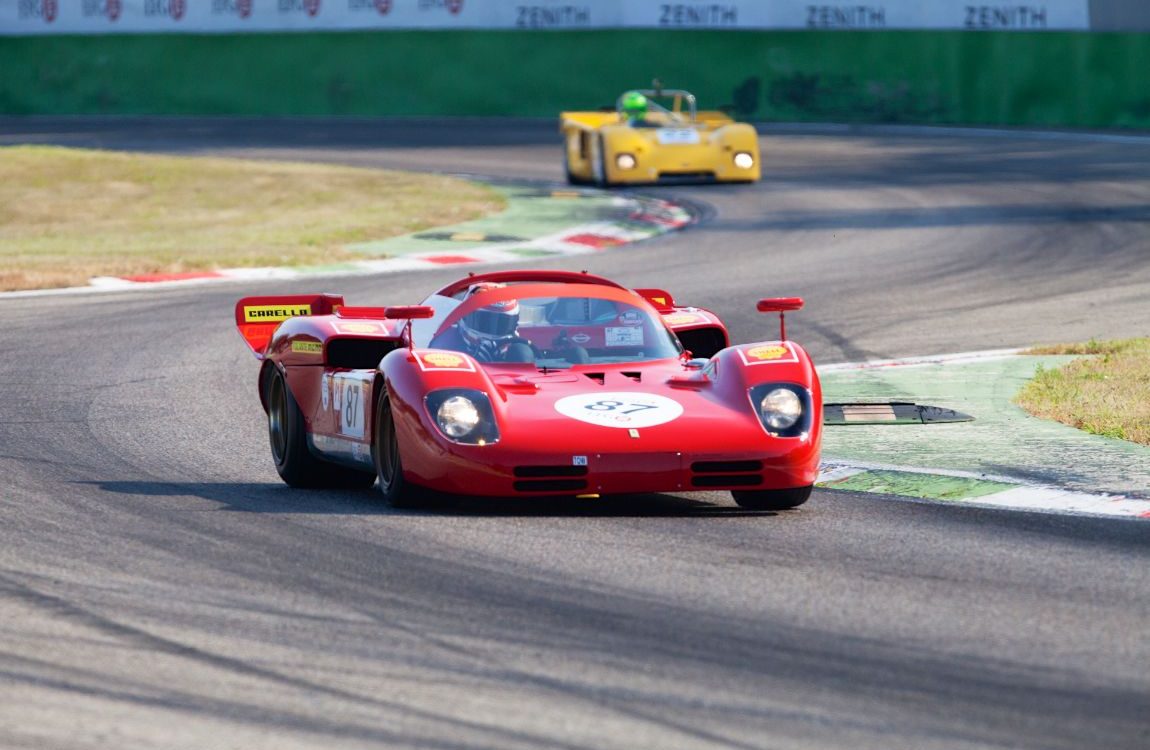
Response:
83,480,780,518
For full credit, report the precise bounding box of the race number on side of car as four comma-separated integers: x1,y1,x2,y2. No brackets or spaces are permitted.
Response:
656,128,701,145
329,373,369,439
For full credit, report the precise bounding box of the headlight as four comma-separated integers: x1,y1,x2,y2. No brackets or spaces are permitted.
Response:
760,388,802,431
734,152,755,169
615,153,637,170
748,383,811,437
437,395,480,438
426,389,499,445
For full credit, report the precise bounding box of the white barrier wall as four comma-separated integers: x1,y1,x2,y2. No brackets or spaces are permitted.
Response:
0,0,1092,35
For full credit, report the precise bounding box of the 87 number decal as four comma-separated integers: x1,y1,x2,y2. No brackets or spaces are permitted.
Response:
554,392,683,429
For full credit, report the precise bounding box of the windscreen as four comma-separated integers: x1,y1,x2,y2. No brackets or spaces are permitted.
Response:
428,294,682,367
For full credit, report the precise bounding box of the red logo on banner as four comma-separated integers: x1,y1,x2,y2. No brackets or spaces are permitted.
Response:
305,0,321,16
375,0,391,14
446,0,462,14
170,0,185,20
43,0,58,22
237,0,252,17
107,0,122,21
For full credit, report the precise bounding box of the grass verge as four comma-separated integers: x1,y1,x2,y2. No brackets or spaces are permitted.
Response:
0,145,505,292
1016,338,1150,446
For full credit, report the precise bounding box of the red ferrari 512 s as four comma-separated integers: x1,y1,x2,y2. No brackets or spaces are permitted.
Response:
235,270,822,510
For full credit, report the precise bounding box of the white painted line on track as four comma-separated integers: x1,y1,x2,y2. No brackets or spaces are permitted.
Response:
817,348,1024,372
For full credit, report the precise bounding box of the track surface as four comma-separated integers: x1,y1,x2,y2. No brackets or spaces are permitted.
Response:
1,119,1148,749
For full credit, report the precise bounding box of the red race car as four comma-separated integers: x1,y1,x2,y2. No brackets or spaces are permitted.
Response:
235,270,822,510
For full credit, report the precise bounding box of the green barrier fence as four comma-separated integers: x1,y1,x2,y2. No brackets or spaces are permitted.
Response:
2,30,1149,128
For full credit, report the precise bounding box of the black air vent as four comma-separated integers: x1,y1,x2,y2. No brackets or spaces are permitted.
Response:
514,466,589,478
327,338,398,369
692,460,764,473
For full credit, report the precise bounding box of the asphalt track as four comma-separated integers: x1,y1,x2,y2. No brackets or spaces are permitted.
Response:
1,118,1149,750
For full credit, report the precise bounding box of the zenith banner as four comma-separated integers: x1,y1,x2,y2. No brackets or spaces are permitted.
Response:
0,1,1091,35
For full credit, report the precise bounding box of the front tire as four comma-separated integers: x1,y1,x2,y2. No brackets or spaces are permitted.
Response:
373,390,418,508
731,485,812,511
267,369,375,489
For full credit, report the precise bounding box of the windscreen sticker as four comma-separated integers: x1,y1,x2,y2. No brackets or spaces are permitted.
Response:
243,304,311,323
605,326,644,347
416,350,476,372
570,332,591,345
662,313,704,326
291,340,323,355
619,310,644,326
738,344,799,366
656,128,701,145
332,374,367,439
554,392,683,429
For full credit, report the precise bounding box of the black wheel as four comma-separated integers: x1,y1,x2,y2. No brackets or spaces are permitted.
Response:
731,485,813,511
266,369,375,489
372,390,418,508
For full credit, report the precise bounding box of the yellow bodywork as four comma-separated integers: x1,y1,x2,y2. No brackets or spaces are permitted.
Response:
559,108,761,186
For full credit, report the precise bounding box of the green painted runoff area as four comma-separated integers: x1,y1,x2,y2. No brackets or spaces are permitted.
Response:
819,355,1150,498
345,186,622,257
3,31,1150,128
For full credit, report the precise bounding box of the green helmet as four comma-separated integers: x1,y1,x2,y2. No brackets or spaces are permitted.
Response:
621,91,648,118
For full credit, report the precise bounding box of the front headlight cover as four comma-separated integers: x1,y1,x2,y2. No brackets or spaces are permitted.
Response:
426,389,499,445
615,153,637,170
748,383,812,438
733,152,755,169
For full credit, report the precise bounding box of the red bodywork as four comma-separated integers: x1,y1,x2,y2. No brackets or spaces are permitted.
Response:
236,270,822,497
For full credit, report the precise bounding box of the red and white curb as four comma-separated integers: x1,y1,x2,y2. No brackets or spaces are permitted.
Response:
0,193,691,299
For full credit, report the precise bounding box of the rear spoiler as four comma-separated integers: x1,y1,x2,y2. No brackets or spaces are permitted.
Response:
635,288,676,313
234,294,344,359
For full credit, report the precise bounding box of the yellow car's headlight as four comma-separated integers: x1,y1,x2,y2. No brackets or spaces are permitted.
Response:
615,153,637,170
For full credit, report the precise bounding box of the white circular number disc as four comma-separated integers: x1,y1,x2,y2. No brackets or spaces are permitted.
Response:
554,392,684,429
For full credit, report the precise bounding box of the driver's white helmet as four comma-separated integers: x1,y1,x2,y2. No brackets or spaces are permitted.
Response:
459,283,520,346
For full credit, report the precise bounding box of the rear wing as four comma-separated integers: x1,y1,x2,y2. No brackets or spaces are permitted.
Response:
234,294,344,359
560,111,620,131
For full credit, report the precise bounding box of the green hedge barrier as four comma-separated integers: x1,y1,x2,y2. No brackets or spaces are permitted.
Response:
2,30,1148,128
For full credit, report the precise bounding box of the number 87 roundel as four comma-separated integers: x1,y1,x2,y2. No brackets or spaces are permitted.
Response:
234,270,821,512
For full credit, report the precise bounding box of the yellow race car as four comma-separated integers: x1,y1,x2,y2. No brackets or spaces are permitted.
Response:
560,86,761,186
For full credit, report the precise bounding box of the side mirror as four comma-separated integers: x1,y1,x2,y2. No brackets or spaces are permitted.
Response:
757,297,804,340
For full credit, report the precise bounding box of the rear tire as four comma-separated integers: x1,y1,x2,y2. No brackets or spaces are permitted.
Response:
267,369,375,489
731,485,812,511
373,390,418,508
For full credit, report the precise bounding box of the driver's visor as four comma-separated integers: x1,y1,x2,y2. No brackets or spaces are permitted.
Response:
464,308,518,338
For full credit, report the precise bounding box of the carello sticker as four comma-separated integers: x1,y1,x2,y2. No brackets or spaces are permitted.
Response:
738,344,798,366
291,340,323,355
416,350,476,371
244,304,311,323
